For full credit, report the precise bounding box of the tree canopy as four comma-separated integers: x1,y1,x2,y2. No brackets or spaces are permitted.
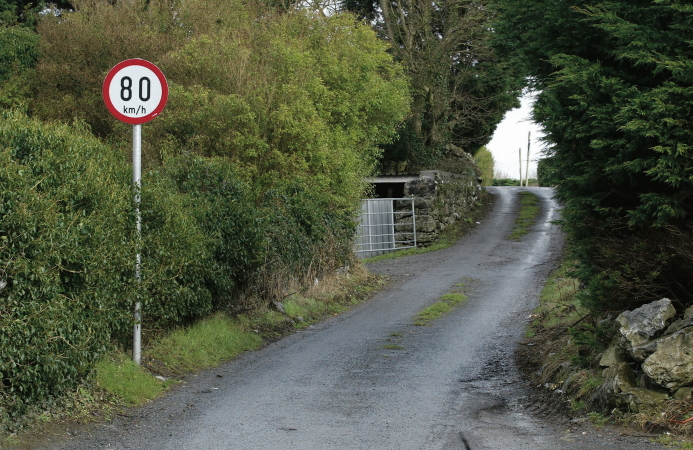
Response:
493,0,693,310
31,0,410,207
344,0,523,169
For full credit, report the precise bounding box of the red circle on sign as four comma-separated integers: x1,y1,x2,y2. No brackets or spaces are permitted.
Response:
103,59,168,124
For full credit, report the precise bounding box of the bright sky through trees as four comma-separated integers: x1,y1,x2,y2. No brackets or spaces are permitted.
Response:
486,92,544,179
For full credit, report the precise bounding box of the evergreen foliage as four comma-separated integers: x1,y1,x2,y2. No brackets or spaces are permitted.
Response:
493,0,693,310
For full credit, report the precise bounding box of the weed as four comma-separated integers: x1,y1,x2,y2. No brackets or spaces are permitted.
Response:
586,411,609,427
381,344,404,350
96,353,173,405
508,191,541,240
414,289,467,325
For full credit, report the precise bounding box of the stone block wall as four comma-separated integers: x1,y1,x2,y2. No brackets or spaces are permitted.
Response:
394,170,482,247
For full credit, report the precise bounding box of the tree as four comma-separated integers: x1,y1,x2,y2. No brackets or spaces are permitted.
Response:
0,1,74,28
32,0,410,208
344,0,522,170
493,0,693,310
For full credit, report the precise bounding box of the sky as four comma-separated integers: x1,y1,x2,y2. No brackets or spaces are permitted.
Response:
486,92,545,180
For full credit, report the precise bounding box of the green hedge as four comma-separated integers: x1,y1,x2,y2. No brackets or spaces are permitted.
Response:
0,112,133,426
0,112,359,428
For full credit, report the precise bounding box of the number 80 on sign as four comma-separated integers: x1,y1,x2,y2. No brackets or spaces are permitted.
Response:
103,59,168,124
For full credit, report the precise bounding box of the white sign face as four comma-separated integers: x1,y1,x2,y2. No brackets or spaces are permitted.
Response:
103,59,168,124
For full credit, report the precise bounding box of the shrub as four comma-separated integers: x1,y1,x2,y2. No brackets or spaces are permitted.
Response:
474,146,494,186
0,111,133,427
162,155,264,310
0,26,39,109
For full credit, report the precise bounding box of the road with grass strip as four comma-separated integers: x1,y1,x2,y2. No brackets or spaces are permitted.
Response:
42,187,667,450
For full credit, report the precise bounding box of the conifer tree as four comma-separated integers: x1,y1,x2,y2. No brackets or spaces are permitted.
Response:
493,0,693,309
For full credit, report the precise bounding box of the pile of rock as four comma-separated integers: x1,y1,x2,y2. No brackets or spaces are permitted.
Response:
596,298,693,412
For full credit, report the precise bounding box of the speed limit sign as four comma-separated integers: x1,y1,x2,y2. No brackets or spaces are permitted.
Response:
103,59,169,366
103,59,168,124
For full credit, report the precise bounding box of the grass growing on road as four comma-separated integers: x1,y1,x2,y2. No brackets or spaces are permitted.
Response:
508,191,541,240
414,285,468,326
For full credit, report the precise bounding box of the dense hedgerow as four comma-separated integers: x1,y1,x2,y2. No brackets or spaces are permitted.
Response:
0,112,361,427
0,112,133,426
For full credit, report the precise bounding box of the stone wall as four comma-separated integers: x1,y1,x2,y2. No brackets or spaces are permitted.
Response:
394,170,482,247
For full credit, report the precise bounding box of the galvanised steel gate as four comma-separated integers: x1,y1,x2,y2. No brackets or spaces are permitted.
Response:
355,198,416,259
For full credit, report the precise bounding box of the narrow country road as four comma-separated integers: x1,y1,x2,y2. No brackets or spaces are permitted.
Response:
36,187,667,450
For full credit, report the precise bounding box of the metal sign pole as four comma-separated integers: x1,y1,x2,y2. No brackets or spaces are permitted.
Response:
133,123,142,365
526,131,531,187
103,59,168,365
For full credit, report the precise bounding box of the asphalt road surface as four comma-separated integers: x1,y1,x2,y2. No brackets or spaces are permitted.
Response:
36,187,668,450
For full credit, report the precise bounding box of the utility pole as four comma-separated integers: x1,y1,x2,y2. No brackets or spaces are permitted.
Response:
519,147,523,186
526,131,531,187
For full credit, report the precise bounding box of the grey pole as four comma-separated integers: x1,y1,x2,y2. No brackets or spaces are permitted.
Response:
133,124,142,365
526,131,531,187
519,147,523,186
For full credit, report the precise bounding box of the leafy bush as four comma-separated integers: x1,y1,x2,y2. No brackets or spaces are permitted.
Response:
0,111,133,427
0,26,38,109
162,155,264,309
34,0,410,208
255,181,356,301
473,146,494,186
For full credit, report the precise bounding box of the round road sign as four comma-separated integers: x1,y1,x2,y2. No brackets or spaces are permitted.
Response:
103,59,168,124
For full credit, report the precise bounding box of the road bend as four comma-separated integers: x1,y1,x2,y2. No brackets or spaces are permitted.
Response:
43,187,665,450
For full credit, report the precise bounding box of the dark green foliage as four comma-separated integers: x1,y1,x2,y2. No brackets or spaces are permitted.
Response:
536,157,559,187
256,181,356,300
0,111,133,427
493,0,693,311
162,156,264,307
0,26,38,109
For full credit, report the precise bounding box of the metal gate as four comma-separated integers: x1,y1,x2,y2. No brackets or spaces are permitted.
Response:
355,198,416,259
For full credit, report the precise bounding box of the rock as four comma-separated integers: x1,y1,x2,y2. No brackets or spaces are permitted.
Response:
664,305,693,336
599,338,629,367
614,387,669,414
416,216,437,233
591,362,637,409
629,339,662,362
642,326,693,391
616,298,676,358
272,300,285,314
674,387,693,400
404,177,436,198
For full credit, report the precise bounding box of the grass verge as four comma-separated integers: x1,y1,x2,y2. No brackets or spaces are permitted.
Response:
2,265,383,448
517,252,693,442
144,314,264,376
508,191,541,240
96,352,177,404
